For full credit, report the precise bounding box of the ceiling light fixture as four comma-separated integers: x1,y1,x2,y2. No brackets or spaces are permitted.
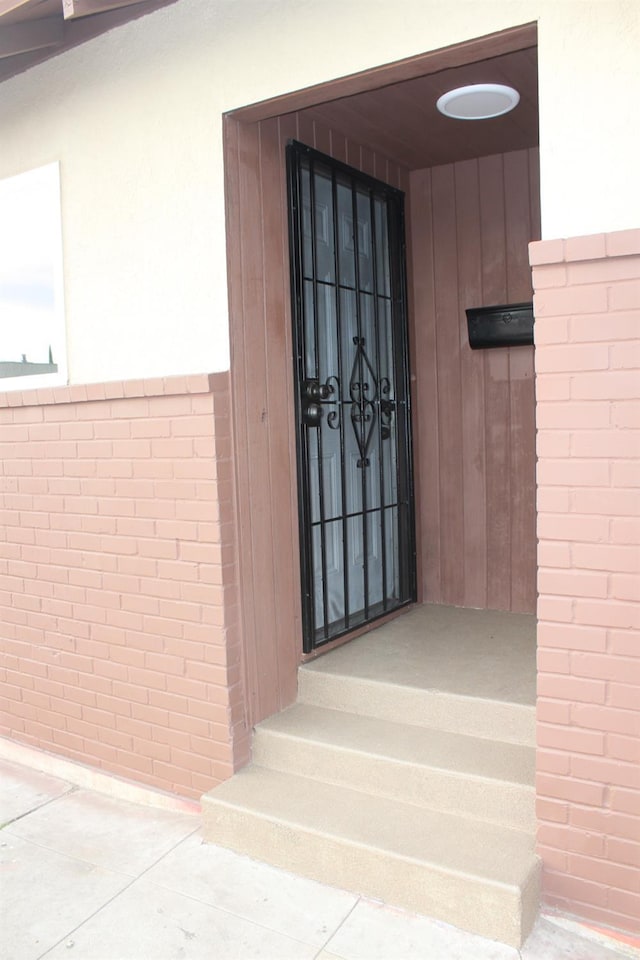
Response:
436,83,520,120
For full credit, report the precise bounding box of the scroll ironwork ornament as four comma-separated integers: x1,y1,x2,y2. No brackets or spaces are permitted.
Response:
306,342,393,465
325,376,341,429
349,336,380,467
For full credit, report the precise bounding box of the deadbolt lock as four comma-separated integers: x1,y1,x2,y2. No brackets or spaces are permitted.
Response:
303,379,331,401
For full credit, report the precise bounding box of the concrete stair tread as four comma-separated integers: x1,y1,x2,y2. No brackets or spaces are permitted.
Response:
301,660,537,708
298,664,535,745
257,702,535,787
206,764,537,890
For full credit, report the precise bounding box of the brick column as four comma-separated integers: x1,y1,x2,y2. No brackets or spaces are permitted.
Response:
531,229,640,934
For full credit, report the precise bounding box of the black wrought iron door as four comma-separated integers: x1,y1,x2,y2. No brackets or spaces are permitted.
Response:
287,141,415,652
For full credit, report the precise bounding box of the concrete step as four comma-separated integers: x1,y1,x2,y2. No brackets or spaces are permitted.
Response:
253,702,535,831
202,764,540,948
298,660,536,746
202,607,539,945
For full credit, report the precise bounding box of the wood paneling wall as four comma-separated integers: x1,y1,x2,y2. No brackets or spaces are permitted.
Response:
408,148,540,613
225,114,409,728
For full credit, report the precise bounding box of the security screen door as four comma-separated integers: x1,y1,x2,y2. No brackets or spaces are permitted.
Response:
287,141,415,653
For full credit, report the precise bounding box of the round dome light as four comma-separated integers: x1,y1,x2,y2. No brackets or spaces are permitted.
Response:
436,83,520,120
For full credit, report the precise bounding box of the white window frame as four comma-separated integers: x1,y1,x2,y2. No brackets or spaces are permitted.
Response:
0,162,67,392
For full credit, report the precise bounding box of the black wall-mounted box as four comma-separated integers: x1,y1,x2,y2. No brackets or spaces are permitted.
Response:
466,302,534,349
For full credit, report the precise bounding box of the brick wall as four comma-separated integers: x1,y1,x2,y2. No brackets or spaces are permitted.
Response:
0,373,249,799
532,229,640,934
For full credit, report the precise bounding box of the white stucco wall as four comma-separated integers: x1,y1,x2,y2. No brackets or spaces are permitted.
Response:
0,0,637,383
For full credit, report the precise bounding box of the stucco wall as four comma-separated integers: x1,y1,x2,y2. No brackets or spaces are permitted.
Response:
0,0,638,384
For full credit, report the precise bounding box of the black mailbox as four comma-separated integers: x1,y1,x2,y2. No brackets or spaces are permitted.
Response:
466,302,534,349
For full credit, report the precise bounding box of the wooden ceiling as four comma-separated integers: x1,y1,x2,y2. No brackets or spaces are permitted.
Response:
300,46,538,170
0,0,179,82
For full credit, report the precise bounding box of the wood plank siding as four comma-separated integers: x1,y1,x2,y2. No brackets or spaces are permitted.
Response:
408,148,540,614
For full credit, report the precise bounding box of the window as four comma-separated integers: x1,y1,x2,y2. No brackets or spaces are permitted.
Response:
0,162,66,391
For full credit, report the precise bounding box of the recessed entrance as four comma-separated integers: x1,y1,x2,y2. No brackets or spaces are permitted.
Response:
287,142,416,651
224,22,540,728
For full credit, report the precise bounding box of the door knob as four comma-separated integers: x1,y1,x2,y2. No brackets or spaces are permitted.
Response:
302,401,322,426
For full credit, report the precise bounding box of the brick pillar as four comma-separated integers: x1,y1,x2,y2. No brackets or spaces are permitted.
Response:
531,229,640,934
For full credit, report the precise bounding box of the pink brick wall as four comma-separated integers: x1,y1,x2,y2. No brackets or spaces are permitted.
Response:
0,373,249,799
532,229,640,934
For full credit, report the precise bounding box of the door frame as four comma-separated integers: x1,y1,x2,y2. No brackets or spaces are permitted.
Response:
223,22,538,730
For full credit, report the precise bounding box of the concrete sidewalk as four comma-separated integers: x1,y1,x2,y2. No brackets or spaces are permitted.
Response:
1,758,637,960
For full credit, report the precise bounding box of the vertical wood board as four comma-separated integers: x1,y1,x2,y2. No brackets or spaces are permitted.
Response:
409,148,539,613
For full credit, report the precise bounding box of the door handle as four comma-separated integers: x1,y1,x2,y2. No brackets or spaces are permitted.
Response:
302,401,323,427
301,379,329,427
380,397,395,439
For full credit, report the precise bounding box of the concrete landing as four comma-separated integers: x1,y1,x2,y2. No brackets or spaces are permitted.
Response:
302,603,537,706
